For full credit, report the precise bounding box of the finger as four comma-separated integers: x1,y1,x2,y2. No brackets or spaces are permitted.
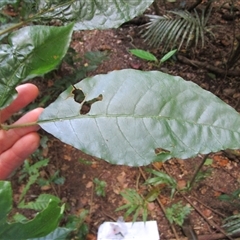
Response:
0,83,39,123
0,108,44,153
0,132,40,180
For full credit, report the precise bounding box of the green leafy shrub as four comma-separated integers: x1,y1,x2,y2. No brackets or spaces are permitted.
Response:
145,168,177,198
130,48,177,65
116,189,149,222
166,201,192,226
93,178,107,197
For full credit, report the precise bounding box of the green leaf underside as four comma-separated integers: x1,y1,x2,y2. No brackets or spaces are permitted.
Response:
39,69,240,166
38,0,154,30
0,24,74,109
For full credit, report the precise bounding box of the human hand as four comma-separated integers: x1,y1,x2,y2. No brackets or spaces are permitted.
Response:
0,84,43,180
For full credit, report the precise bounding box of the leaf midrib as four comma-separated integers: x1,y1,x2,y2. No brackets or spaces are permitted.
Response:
39,114,240,133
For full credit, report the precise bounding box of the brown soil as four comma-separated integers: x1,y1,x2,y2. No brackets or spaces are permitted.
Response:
11,1,240,240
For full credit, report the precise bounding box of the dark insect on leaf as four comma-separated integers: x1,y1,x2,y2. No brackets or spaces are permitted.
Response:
80,94,103,115
72,85,85,104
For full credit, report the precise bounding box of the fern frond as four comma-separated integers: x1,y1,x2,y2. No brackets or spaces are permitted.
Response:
143,8,211,52
223,214,240,235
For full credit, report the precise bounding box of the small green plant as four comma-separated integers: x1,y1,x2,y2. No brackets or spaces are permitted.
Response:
145,168,177,198
37,170,65,187
18,193,61,211
219,188,240,206
18,158,49,203
93,178,107,197
116,189,150,222
184,168,212,191
130,48,177,67
65,209,89,240
78,158,92,165
194,168,212,184
166,201,192,226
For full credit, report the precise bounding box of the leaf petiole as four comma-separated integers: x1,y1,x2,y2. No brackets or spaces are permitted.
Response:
0,122,38,131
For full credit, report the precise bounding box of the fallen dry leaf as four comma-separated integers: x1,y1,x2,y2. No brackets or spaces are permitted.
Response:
177,179,187,190
152,162,163,170
117,171,126,186
86,181,93,188
212,155,229,167
41,185,51,191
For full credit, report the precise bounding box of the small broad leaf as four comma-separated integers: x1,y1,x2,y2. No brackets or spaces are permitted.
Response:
39,69,240,166
0,23,74,109
130,49,158,62
160,49,177,63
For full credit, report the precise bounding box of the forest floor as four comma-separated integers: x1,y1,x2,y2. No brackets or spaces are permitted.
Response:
11,1,240,239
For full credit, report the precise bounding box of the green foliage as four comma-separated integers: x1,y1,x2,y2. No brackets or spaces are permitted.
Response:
143,7,212,51
52,49,109,93
0,0,153,109
18,159,49,203
39,69,240,166
18,194,61,211
130,48,177,65
0,23,74,109
145,168,177,198
65,210,89,240
130,49,158,62
219,188,240,205
166,202,192,226
194,168,212,184
0,1,156,238
37,170,65,186
223,214,240,235
0,1,154,31
93,178,107,197
77,158,92,165
116,189,149,222
0,181,64,240
28,227,72,240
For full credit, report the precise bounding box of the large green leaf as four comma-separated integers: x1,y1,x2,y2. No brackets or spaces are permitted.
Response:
37,0,154,30
0,181,12,223
39,69,240,166
28,227,72,240
0,23,74,109
0,181,64,240
0,200,64,239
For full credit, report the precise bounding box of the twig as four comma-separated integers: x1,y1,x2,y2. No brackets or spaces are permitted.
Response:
181,194,234,240
190,195,227,218
177,55,240,77
189,154,209,189
88,181,94,217
188,0,203,11
152,0,161,15
198,232,240,240
162,163,232,240
139,167,180,240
